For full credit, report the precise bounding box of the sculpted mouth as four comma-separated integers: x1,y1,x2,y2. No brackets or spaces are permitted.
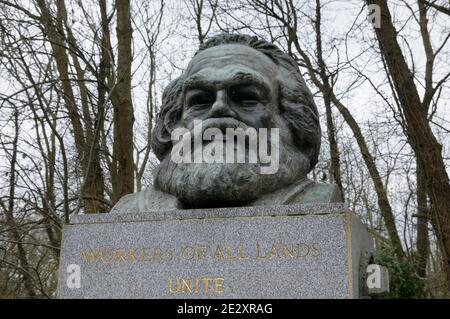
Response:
196,117,250,133
189,117,250,144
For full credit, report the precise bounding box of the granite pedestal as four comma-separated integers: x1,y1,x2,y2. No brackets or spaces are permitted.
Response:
57,203,373,298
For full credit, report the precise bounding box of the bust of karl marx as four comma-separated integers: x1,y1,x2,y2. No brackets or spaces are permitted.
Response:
112,33,342,213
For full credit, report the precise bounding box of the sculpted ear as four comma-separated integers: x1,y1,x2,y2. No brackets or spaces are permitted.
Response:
279,84,321,172
151,77,184,161
281,103,320,168
273,61,321,172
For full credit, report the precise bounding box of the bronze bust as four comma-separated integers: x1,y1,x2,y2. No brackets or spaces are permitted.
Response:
112,34,342,213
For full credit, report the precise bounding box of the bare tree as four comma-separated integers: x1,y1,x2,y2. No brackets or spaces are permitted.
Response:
110,0,135,204
366,0,450,290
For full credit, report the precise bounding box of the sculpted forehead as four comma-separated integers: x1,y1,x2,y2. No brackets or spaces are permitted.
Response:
185,44,278,83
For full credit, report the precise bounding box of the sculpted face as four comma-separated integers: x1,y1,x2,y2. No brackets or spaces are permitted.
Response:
154,44,311,208
181,44,279,132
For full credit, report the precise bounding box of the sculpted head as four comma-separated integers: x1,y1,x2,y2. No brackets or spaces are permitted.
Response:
152,34,321,208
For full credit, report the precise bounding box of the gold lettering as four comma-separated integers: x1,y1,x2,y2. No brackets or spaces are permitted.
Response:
127,248,137,262
115,248,126,262
202,277,212,294
226,245,235,261
168,276,224,294
268,243,280,259
195,245,208,260
256,242,268,259
153,247,164,261
81,241,320,266
181,246,195,260
282,243,297,258
214,277,224,293
297,243,310,257
140,247,149,262
166,247,173,261
311,243,321,257
168,277,179,293
237,243,249,260
81,249,102,262
181,278,193,292
102,248,114,263
195,277,200,293
214,245,224,260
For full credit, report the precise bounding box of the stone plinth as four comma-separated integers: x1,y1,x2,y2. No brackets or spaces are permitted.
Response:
57,203,373,298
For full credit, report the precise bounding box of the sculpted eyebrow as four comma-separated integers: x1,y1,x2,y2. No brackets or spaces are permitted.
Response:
227,72,270,93
183,73,271,93
183,77,214,91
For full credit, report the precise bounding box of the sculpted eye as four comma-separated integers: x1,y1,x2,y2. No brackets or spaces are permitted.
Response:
230,88,259,105
187,92,214,108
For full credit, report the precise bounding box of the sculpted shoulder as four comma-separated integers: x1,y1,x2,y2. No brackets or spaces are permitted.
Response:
110,186,180,213
251,179,343,206
111,179,342,213
289,181,343,204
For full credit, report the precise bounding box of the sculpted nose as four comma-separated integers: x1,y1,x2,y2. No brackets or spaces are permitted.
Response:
208,90,236,118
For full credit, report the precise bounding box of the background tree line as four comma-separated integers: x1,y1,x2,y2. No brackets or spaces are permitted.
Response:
0,0,448,298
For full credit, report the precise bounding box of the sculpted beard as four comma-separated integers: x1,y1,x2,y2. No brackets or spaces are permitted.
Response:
153,116,310,208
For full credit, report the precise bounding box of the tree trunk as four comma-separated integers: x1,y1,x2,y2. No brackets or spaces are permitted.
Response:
416,159,429,280
314,0,344,196
329,91,406,260
3,111,36,297
110,0,135,204
367,0,450,291
36,0,106,214
285,0,405,260
324,93,343,195
57,0,107,213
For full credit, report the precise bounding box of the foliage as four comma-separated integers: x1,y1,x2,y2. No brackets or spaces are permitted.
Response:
374,245,425,298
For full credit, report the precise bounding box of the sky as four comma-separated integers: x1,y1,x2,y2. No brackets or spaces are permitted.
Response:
0,0,448,232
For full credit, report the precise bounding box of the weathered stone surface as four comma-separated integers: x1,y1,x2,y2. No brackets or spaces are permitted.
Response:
58,204,373,299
